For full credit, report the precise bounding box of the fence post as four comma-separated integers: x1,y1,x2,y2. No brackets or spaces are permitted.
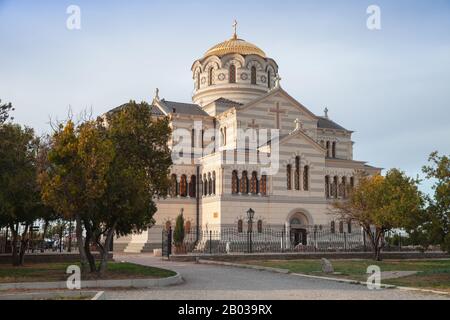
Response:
167,226,172,258
363,229,367,252
314,229,317,252
209,230,212,254
281,228,285,253
344,232,347,251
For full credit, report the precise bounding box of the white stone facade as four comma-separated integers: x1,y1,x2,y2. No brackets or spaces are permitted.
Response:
114,30,381,253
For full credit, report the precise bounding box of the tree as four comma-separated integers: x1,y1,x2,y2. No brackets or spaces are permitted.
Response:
332,169,424,261
173,211,185,247
0,123,47,265
422,151,450,253
90,101,172,274
40,119,114,273
0,99,14,124
41,102,172,275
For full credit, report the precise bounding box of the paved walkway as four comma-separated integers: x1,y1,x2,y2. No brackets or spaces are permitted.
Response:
105,254,449,300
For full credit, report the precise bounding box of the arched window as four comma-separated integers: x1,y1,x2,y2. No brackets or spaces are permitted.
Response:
267,71,271,88
331,221,335,234
332,142,336,158
286,164,292,190
224,127,227,145
325,176,330,198
333,176,339,198
231,170,239,194
250,171,258,195
339,221,344,234
350,177,355,189
203,174,208,196
347,221,352,234
170,174,177,197
237,219,243,233
229,65,236,83
251,66,257,85
197,72,201,90
180,175,187,197
326,141,330,157
260,175,267,196
240,171,249,194
185,221,191,234
189,175,196,198
341,177,347,198
295,156,300,190
212,172,216,195
257,220,263,233
303,166,309,191
208,173,212,195
208,68,214,86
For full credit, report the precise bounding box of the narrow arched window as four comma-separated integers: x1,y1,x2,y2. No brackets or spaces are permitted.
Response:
240,171,249,194
224,127,227,145
333,176,339,198
189,175,196,198
331,221,335,234
180,175,187,197
342,177,347,198
232,170,239,194
238,219,243,233
229,64,236,83
250,171,258,195
212,171,216,195
208,173,212,195
325,176,330,198
350,177,355,189
286,164,292,190
326,141,330,157
197,72,201,90
295,156,300,190
303,166,309,191
257,220,263,233
332,142,336,158
251,66,257,85
220,128,225,147
203,174,208,196
347,221,352,234
267,71,271,88
260,175,267,196
208,68,214,86
339,221,344,234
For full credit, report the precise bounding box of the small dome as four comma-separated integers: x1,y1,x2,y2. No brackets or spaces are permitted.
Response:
204,34,266,59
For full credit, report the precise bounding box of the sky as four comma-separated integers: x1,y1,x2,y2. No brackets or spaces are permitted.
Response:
1,0,449,193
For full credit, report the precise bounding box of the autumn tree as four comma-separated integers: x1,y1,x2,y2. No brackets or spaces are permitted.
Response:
332,169,424,261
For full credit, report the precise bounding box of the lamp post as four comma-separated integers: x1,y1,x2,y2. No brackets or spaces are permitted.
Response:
247,208,255,253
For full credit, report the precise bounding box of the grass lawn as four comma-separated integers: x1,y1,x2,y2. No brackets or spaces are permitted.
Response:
0,261,176,283
241,259,450,292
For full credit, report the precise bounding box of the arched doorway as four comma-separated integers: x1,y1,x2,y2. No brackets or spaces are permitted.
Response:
289,213,309,246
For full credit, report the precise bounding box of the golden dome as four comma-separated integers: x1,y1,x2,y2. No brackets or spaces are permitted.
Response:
204,34,266,59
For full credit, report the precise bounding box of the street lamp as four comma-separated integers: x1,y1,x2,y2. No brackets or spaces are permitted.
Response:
246,208,255,253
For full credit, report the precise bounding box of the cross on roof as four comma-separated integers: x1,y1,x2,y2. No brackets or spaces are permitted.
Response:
269,103,286,129
232,20,238,38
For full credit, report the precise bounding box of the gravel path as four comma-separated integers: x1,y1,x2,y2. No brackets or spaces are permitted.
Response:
104,254,449,300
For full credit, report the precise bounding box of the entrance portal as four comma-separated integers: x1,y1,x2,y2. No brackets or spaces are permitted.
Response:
291,228,307,246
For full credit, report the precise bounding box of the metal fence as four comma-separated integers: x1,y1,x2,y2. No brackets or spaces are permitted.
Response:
162,224,379,256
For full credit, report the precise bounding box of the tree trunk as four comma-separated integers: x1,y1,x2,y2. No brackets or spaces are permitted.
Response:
83,222,96,273
10,224,20,267
18,224,30,265
75,215,90,274
98,225,116,276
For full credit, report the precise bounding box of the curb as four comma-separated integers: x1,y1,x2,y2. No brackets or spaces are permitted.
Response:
0,290,102,300
198,260,450,297
0,272,183,291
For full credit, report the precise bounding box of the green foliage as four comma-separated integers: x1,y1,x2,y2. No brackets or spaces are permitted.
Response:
332,169,424,260
173,213,185,246
422,151,450,253
0,99,14,124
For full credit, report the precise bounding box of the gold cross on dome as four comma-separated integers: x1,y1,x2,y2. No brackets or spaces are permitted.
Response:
232,20,238,38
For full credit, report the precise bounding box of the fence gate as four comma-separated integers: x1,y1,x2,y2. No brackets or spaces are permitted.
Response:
161,227,172,258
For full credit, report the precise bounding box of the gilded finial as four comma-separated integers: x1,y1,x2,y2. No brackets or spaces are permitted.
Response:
232,19,238,39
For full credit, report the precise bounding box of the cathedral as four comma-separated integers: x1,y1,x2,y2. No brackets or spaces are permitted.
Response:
114,24,381,253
